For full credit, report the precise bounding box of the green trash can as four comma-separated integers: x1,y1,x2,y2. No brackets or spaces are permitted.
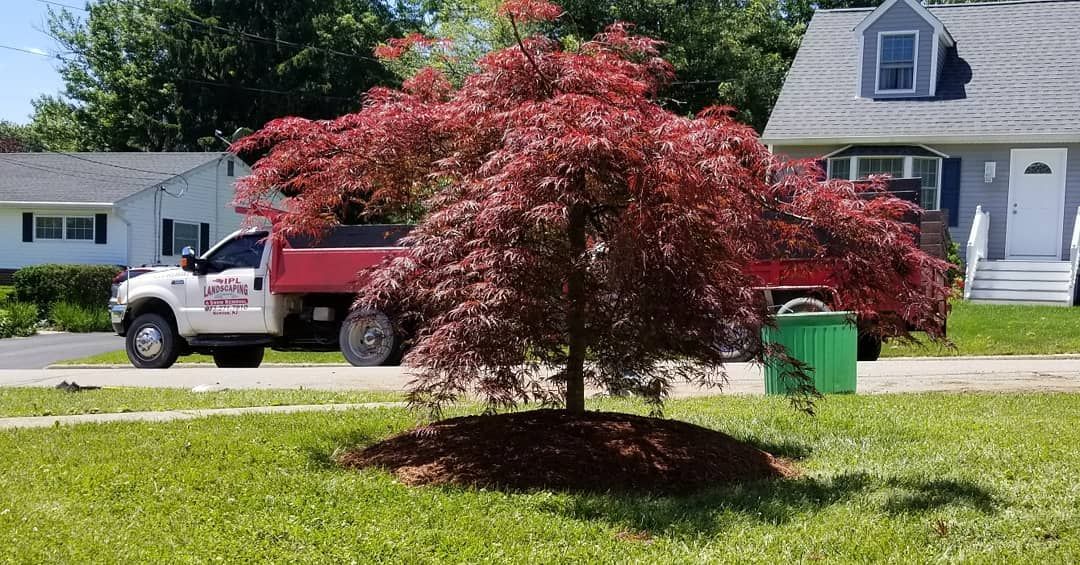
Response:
762,311,857,395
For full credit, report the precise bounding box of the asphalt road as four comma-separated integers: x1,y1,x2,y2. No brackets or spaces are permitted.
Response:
0,332,124,370
3,356,1080,395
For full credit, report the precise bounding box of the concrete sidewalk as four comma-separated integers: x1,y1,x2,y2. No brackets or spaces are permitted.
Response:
0,401,404,430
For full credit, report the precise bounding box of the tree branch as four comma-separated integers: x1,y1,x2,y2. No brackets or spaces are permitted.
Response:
507,15,550,89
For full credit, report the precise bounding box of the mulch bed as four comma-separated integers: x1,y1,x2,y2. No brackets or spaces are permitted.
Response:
339,409,796,493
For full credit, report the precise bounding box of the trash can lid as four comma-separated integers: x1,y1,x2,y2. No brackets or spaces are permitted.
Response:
772,311,855,327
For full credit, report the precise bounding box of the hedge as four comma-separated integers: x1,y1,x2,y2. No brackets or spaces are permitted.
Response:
13,264,121,309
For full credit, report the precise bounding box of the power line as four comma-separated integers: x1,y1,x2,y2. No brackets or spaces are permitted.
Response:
0,154,172,185
0,45,52,57
36,0,381,63
177,78,358,103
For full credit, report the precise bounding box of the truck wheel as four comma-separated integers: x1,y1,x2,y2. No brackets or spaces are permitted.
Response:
125,313,181,369
857,332,883,362
212,346,265,368
715,324,755,363
339,310,398,367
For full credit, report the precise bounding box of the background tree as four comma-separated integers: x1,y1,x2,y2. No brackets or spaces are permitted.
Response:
0,121,38,152
234,0,950,415
39,0,418,151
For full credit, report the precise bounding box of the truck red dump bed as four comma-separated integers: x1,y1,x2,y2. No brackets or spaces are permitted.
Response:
268,225,412,294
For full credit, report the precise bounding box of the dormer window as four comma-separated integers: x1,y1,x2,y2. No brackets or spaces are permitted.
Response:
877,32,917,93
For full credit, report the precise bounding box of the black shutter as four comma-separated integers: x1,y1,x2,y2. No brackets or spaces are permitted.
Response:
940,157,962,227
814,158,828,181
199,223,210,255
22,212,33,242
162,218,174,257
94,213,107,244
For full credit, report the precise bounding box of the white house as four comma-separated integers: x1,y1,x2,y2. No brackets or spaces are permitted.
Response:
0,152,251,278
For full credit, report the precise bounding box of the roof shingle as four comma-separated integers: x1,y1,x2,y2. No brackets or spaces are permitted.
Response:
0,152,229,204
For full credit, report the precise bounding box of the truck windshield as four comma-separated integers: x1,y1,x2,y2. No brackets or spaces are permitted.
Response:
204,232,267,270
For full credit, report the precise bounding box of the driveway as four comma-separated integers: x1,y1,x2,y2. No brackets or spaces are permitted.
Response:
3,356,1080,395
0,332,123,370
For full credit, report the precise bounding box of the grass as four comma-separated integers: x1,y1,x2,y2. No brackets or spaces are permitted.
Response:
1,393,1079,562
0,387,402,418
883,300,1080,357
0,285,13,303
58,348,348,365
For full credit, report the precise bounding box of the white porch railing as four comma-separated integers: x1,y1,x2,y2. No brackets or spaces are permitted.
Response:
1069,206,1080,306
964,205,989,300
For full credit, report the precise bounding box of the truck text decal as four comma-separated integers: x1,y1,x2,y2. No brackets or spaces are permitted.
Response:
203,277,250,315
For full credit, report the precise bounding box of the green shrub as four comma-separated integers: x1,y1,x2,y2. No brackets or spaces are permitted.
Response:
13,264,120,309
0,302,39,338
50,302,112,333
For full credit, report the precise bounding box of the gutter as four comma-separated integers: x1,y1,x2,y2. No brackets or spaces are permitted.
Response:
0,201,114,208
761,133,1080,146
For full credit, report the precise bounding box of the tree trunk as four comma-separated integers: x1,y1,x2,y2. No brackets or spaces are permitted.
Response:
564,203,588,415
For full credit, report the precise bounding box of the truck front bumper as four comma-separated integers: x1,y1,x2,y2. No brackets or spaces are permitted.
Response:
109,302,127,335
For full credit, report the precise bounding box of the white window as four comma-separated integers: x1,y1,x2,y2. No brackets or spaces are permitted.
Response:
173,221,200,253
66,217,94,241
35,216,64,240
876,31,917,93
858,157,905,179
35,215,95,241
912,157,940,211
826,154,942,210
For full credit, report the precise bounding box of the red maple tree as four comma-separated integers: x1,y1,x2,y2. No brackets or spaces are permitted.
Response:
233,0,950,414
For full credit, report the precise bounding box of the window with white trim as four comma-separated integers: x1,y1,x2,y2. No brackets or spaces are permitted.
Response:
827,154,942,210
857,157,905,179
877,32,916,92
173,221,200,253
35,215,95,241
35,216,63,240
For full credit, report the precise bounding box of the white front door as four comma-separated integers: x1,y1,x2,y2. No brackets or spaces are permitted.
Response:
1006,148,1068,259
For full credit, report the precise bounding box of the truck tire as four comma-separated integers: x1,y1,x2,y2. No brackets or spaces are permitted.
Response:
857,332,883,362
339,310,399,367
715,325,755,363
212,346,265,368
125,313,181,369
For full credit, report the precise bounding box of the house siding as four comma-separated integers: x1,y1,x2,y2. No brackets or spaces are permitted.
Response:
0,207,128,269
860,1,936,98
772,143,1080,262
116,157,249,266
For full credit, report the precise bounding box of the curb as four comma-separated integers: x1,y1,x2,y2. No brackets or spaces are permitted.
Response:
0,401,405,430
48,363,354,370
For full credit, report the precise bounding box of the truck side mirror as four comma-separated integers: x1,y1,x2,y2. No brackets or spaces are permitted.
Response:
180,246,197,272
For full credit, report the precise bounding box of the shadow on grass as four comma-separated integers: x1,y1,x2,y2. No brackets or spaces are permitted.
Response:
538,473,998,536
304,429,391,470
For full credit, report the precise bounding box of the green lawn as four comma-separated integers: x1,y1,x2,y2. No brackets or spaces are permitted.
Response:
883,300,1080,357
0,285,13,303
2,393,1079,562
59,349,348,365
0,387,402,418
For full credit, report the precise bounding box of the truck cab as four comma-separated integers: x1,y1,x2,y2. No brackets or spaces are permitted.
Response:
111,226,403,369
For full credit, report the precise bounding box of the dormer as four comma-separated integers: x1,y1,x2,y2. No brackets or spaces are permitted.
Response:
854,0,955,99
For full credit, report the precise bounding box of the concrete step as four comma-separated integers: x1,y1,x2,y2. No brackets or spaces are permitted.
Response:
979,260,1070,272
968,288,1072,305
975,269,1072,282
972,279,1071,292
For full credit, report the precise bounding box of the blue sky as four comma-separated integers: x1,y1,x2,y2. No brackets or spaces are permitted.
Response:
0,0,68,123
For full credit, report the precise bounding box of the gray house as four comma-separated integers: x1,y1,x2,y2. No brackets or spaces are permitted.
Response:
762,0,1080,305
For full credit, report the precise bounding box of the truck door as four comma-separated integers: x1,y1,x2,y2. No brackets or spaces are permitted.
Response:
184,232,270,334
